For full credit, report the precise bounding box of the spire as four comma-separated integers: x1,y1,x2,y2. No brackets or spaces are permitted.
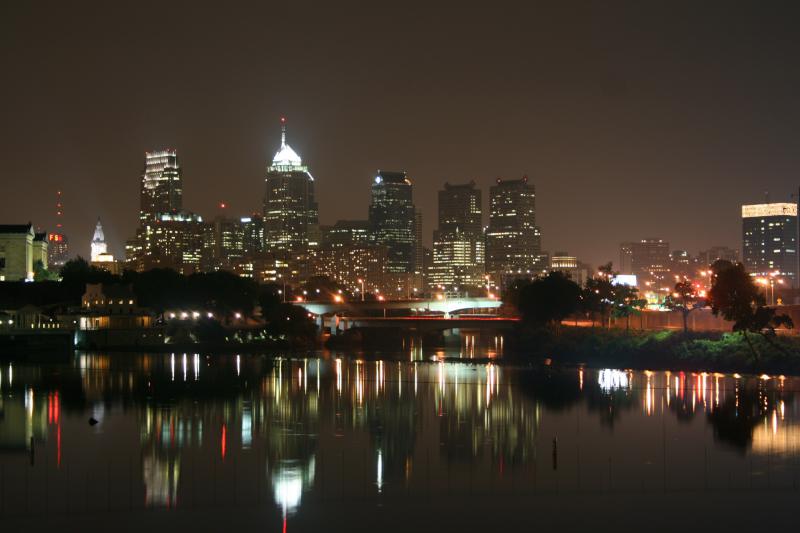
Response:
270,116,304,169
90,217,108,262
92,217,105,243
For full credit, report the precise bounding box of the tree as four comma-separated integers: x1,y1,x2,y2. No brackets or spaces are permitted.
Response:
301,275,345,300
583,262,616,328
33,260,58,282
663,280,705,333
265,303,317,343
510,271,582,328
610,283,647,331
708,261,793,358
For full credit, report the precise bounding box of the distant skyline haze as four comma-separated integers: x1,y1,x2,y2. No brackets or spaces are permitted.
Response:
2,1,800,266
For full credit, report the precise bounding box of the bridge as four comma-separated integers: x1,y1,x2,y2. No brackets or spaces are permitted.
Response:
324,315,518,335
298,296,502,319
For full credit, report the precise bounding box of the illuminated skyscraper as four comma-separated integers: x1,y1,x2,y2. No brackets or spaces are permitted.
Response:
369,170,416,275
262,118,319,256
742,202,798,287
429,181,485,290
485,177,541,283
140,150,182,223
128,212,204,274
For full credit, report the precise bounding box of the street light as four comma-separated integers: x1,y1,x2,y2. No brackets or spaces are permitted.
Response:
278,274,286,303
357,278,365,302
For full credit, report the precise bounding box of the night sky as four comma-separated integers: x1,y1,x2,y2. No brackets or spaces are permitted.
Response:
2,1,800,267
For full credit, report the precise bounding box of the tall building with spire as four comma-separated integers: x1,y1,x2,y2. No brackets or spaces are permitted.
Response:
262,118,319,260
140,149,182,223
91,218,108,262
47,190,69,268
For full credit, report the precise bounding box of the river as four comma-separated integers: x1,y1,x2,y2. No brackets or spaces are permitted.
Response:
0,346,798,531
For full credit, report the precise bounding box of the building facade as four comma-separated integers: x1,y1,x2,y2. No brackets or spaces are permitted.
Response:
618,238,671,289
263,118,319,257
429,181,485,291
697,246,739,267
485,176,541,285
309,245,389,295
321,220,370,248
550,253,589,287
140,150,183,223
742,202,798,287
127,212,204,274
0,224,37,281
369,170,416,275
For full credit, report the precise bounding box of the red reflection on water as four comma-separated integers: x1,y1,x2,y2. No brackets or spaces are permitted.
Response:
221,424,227,461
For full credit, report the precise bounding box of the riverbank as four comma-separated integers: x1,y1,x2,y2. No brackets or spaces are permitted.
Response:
506,325,800,374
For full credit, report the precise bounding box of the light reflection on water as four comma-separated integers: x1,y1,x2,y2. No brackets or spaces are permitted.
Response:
1,351,800,525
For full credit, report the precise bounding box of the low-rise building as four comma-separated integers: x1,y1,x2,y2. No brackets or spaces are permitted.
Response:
80,283,151,329
0,224,39,281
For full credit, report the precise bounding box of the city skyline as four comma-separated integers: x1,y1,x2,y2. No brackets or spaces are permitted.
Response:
4,3,800,267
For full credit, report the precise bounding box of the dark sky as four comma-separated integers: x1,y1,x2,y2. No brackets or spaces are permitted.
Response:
2,1,800,267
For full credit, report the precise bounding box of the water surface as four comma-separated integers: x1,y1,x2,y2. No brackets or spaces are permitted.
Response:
1,349,798,531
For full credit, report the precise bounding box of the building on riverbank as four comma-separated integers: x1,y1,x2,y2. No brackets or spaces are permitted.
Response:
79,283,152,329
742,202,798,288
0,223,38,281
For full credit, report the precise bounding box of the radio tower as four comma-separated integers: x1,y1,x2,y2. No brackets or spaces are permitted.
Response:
48,190,70,268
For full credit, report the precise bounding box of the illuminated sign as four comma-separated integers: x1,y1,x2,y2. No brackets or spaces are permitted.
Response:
612,274,637,287
742,203,797,218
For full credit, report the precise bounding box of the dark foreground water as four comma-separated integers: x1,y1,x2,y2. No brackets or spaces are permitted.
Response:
1,348,799,531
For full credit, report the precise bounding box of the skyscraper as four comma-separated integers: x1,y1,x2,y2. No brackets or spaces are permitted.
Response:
742,202,798,287
618,239,671,289
263,118,319,256
129,212,204,274
369,170,416,274
485,176,541,284
140,150,182,223
429,181,485,290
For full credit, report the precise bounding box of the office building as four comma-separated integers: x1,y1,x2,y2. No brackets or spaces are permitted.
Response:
742,202,798,287
618,239,671,288
140,150,183,223
485,176,541,285
429,181,485,290
127,212,204,274
697,246,739,267
369,170,416,275
550,252,589,287
321,220,370,248
310,245,389,296
263,118,319,256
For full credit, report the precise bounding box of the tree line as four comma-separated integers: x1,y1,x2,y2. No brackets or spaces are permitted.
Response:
505,260,793,357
